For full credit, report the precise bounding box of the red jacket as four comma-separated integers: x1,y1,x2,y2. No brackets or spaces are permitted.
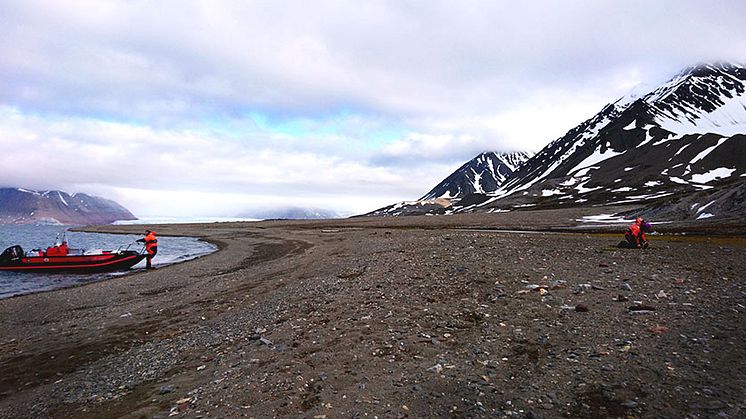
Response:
627,220,646,245
144,232,158,254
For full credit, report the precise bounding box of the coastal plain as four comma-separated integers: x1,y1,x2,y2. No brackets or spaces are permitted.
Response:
0,208,744,418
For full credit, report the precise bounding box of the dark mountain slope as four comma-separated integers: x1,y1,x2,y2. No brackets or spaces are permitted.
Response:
421,151,531,200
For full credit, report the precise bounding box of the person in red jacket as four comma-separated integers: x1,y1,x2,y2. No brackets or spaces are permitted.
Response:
137,230,158,269
622,217,652,248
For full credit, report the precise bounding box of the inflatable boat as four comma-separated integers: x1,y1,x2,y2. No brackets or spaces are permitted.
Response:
0,243,146,273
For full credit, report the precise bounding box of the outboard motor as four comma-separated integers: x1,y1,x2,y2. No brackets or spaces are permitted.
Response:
0,245,24,262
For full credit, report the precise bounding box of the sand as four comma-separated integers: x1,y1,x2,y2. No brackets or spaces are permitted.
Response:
0,208,744,418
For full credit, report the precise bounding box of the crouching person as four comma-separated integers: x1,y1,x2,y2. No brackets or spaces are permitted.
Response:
619,217,653,249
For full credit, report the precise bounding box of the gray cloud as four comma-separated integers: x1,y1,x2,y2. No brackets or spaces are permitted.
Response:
3,1,745,120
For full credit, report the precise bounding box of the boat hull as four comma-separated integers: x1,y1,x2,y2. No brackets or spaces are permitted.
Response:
0,251,147,273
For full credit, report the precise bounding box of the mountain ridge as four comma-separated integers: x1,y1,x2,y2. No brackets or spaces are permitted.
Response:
420,151,532,200
366,151,532,216
0,187,137,225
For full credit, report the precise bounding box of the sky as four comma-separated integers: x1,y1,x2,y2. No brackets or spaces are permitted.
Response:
1,0,745,218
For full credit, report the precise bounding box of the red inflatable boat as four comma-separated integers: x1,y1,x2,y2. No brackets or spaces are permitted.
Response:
0,242,146,273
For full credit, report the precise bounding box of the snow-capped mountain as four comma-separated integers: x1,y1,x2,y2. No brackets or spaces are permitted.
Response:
460,62,746,220
0,188,137,225
421,151,532,200
364,151,531,217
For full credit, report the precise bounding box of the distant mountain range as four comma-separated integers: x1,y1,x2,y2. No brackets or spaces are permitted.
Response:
238,207,342,220
368,62,746,221
0,188,137,225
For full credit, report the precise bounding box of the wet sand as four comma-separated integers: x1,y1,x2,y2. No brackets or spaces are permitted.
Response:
0,208,744,418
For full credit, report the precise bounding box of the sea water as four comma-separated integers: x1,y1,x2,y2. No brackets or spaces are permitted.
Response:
0,225,217,299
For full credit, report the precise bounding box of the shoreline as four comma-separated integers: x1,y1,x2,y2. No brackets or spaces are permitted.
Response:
8,217,743,303
0,228,219,301
1,208,744,418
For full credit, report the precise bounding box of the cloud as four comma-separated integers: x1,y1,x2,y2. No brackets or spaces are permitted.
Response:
0,106,449,215
3,1,745,121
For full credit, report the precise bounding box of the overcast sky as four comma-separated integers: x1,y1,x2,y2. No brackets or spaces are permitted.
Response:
1,1,744,217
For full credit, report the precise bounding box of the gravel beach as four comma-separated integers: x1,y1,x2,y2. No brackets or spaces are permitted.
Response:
1,208,744,418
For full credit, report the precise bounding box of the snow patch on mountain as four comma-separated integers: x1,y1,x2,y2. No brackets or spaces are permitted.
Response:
646,63,746,136
689,137,729,165
615,83,653,109
57,191,68,206
690,167,736,184
568,146,623,174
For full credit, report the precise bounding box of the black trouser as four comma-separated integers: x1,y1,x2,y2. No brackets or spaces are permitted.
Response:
146,247,157,268
624,230,637,247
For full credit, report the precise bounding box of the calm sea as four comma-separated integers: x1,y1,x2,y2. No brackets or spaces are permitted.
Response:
0,224,216,299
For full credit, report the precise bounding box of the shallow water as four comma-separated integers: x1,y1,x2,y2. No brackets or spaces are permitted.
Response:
0,225,216,299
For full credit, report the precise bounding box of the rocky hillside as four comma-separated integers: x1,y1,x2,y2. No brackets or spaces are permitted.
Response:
0,188,137,225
